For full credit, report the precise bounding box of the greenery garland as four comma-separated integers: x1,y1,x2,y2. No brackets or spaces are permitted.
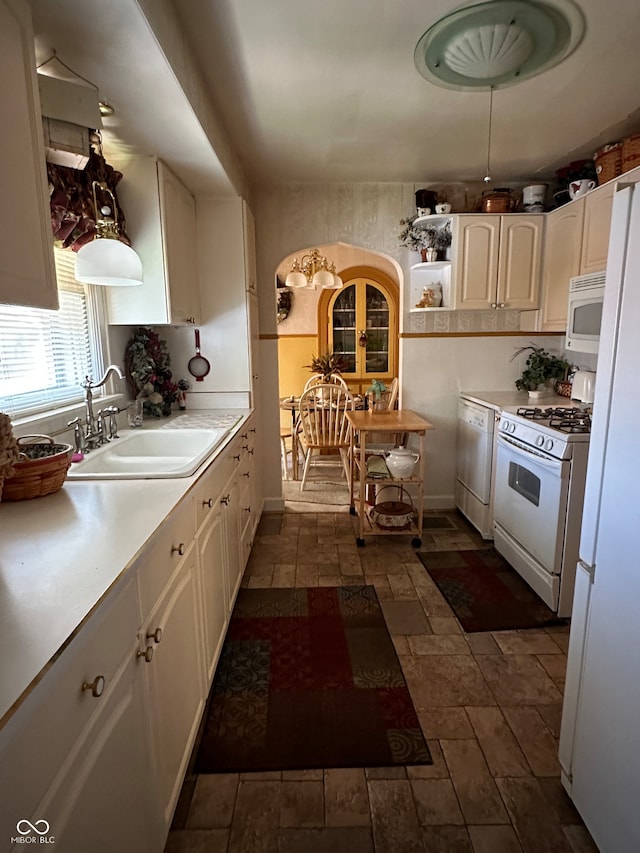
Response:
124,327,178,417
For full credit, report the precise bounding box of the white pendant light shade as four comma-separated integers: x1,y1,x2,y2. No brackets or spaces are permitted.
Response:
332,273,344,289
75,238,143,286
313,268,335,289
285,269,308,288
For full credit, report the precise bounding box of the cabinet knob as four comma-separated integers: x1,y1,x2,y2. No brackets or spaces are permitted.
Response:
221,494,230,506
244,506,251,514
146,627,163,644
137,646,154,663
243,471,251,478
249,428,256,434
202,497,213,508
82,675,105,698
233,454,241,462
490,302,497,309
241,432,248,439
171,543,185,557
499,302,506,308
185,316,196,324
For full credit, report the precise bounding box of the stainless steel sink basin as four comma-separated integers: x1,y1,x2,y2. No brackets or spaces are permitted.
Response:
67,427,230,479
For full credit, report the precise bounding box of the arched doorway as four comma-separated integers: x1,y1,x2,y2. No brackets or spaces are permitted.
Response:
317,266,399,395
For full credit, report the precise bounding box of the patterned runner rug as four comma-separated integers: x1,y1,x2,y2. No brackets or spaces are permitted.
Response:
418,548,568,633
195,585,431,772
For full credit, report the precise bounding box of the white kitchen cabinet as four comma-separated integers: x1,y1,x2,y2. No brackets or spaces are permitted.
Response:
580,182,615,274
0,575,155,852
0,0,57,310
197,500,228,687
138,534,205,836
452,214,543,310
538,198,585,331
197,198,258,403
107,156,201,325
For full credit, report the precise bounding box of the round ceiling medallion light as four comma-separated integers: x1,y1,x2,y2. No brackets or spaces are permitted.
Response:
414,0,584,91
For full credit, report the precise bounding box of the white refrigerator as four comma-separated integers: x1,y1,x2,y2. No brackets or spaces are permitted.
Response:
559,181,640,851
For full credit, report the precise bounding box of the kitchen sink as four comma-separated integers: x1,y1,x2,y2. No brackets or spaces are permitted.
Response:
66,427,230,479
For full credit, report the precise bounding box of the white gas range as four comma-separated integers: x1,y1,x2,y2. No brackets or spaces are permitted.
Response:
493,405,592,617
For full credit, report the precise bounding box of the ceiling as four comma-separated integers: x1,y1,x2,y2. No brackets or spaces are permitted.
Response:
28,0,640,192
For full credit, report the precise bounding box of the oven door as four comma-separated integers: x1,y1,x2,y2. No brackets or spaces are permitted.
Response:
494,433,570,574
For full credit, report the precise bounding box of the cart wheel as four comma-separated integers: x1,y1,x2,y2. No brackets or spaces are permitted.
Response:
411,537,422,548
356,538,365,547
350,506,357,516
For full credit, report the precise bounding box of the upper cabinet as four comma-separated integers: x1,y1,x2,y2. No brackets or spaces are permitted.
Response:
107,157,201,325
537,198,585,331
0,0,57,310
452,214,543,310
579,182,615,274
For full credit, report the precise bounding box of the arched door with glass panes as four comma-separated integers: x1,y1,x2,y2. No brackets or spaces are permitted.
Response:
321,271,398,393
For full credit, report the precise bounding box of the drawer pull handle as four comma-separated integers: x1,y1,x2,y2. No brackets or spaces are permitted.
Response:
221,494,230,506
171,543,185,556
233,454,241,462
147,628,163,644
243,472,250,478
202,498,213,508
250,428,256,434
137,646,154,663
244,506,251,513
82,675,105,698
241,432,248,439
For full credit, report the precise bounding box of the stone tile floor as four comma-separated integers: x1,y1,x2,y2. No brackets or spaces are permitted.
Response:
165,509,599,853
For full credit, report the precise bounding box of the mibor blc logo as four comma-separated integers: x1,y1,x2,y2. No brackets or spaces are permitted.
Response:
11,820,55,845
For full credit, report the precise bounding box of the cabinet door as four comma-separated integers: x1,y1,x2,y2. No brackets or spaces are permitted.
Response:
0,0,57,309
452,216,500,308
328,276,397,386
197,504,228,687
580,183,615,274
142,543,205,834
41,650,156,853
222,472,243,611
497,215,543,310
158,161,201,324
539,199,585,331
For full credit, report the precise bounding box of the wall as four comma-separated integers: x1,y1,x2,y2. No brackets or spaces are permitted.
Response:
254,182,569,507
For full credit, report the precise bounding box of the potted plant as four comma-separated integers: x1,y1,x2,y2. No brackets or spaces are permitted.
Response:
366,379,390,412
398,218,452,261
511,345,571,397
305,350,349,380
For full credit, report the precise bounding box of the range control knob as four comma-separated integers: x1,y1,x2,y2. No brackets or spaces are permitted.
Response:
509,421,517,434
545,439,554,452
501,420,509,431
536,435,545,447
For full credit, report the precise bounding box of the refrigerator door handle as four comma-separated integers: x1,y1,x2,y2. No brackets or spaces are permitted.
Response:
578,558,595,582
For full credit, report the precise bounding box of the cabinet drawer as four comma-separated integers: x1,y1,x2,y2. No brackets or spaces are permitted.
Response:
195,453,235,530
0,577,138,839
136,497,196,620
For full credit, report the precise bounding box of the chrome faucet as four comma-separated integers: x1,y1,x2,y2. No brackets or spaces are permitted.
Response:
70,365,125,451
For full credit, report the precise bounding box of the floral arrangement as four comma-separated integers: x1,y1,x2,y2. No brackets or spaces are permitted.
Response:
277,289,292,323
367,379,387,400
554,159,597,189
124,327,179,417
305,350,349,379
398,217,452,252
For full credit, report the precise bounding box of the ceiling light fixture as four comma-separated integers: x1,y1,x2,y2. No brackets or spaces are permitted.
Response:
75,181,143,286
414,0,584,91
285,249,343,290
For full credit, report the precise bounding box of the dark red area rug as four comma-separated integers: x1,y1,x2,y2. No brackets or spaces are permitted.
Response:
417,548,568,633
195,585,431,773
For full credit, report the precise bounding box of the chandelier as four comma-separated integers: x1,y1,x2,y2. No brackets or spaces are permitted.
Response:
284,249,343,289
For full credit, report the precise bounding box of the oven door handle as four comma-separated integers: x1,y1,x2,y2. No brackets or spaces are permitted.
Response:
497,433,564,473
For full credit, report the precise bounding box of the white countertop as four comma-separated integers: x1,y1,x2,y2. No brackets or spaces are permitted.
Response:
0,410,250,728
460,389,576,412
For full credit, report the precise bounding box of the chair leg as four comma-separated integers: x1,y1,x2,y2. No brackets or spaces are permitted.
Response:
300,449,312,490
339,447,351,489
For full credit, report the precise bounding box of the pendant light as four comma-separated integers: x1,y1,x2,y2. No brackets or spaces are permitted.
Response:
284,249,343,289
75,181,143,286
483,87,494,183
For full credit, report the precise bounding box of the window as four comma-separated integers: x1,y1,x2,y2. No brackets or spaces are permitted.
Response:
0,249,103,416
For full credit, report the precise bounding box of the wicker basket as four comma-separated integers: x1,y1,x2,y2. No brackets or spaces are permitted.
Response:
594,142,622,185
1,435,73,501
622,134,640,173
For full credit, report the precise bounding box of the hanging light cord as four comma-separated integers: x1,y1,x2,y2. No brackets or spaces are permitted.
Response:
484,86,494,183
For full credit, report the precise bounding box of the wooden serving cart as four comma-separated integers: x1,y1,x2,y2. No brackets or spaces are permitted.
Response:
345,409,434,547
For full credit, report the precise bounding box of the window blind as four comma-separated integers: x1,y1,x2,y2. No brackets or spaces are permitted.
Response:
0,249,96,416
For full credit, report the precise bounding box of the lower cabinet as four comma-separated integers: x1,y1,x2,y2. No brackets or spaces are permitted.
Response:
139,540,205,835
0,419,261,852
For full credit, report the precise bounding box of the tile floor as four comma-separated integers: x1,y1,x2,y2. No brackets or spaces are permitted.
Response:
165,509,599,853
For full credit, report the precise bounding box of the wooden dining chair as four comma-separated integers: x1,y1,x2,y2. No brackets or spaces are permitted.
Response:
298,384,354,490
302,373,349,393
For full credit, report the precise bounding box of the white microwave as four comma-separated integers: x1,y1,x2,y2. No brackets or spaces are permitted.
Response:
565,271,606,354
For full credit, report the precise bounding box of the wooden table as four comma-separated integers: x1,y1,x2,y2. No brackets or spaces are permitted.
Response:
346,409,434,547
